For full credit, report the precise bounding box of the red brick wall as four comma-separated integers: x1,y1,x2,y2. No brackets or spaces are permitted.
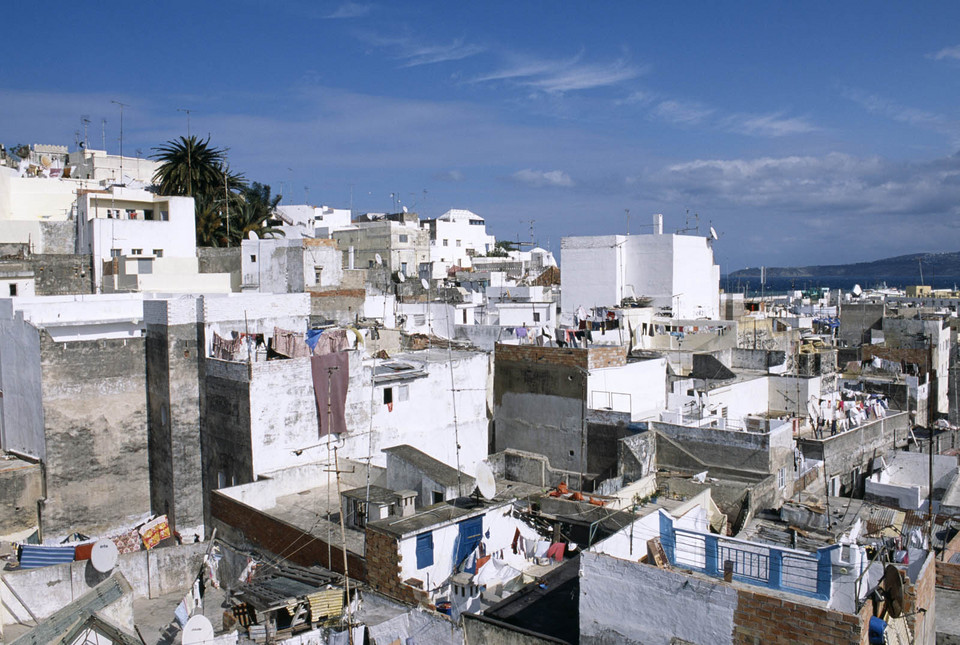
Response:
733,589,862,645
494,343,626,370
937,530,960,591
364,527,428,606
210,491,366,579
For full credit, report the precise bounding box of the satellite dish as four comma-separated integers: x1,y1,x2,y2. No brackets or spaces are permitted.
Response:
182,615,214,645
402,206,408,213
375,253,383,266
474,462,496,499
852,284,862,296
396,271,406,283
40,155,52,168
883,564,905,617
248,230,259,240
90,539,118,573
420,278,429,290
709,226,719,240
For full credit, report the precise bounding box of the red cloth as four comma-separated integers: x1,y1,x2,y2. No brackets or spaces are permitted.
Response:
74,543,94,561
476,555,491,571
546,543,565,562
511,528,521,554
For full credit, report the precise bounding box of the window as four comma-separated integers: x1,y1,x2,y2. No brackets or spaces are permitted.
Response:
131,248,143,256
533,312,541,322
432,490,444,504
314,267,323,284
110,249,122,258
383,387,393,405
250,255,257,263
778,467,786,490
401,262,408,275
159,210,169,221
398,384,409,402
399,234,408,243
143,209,154,220
153,249,163,258
456,239,461,247
462,309,468,324
416,532,434,569
443,239,448,247
368,260,375,268
126,209,137,220
9,284,17,296
218,471,227,489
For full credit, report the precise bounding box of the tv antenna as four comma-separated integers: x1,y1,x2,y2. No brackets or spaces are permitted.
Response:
101,118,107,150
676,210,700,235
80,115,90,149
177,107,192,138
111,100,129,183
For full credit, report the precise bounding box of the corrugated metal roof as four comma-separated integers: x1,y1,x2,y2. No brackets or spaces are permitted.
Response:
18,545,76,569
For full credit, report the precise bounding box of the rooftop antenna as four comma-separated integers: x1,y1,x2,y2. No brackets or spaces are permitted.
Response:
625,208,630,236
80,115,90,149
135,148,142,178
101,118,107,150
918,257,925,286
177,107,192,138
675,210,701,235
111,100,129,183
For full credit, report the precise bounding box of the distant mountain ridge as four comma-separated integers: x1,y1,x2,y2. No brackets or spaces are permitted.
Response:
728,252,960,280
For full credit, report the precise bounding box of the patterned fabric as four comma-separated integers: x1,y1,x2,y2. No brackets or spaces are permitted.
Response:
139,515,172,550
112,529,142,554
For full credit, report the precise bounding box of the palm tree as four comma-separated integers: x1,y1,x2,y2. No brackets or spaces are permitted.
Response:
225,182,285,245
151,135,244,197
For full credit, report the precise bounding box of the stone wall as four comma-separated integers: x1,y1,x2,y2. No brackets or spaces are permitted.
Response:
38,333,150,538
0,458,41,537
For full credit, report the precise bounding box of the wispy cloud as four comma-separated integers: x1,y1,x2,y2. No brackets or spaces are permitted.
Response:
511,168,574,187
725,112,819,137
929,44,960,60
434,169,464,182
474,53,643,94
651,99,713,126
324,2,372,19
359,33,483,67
842,87,960,143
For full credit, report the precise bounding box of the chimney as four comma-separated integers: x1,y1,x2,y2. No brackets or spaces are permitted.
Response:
652,213,663,235
397,490,417,517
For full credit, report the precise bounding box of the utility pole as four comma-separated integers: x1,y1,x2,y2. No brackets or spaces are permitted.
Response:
111,100,129,183
333,447,354,645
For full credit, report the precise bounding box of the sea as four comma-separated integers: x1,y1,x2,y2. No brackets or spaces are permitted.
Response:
721,275,960,296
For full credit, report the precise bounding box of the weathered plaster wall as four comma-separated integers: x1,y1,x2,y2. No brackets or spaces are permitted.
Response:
0,311,44,458
0,458,41,537
38,333,150,537
579,550,738,644
197,246,241,291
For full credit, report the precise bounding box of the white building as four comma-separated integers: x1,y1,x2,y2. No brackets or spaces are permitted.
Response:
76,186,230,293
422,209,496,279
561,215,720,319
275,204,353,238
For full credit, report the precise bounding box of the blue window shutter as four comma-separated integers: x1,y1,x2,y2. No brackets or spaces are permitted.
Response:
416,532,434,569
455,516,483,572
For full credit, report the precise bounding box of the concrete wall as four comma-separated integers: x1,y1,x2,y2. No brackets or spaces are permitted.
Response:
0,311,44,459
462,614,566,645
0,541,208,627
241,238,304,293
144,297,204,535
580,550,738,644
0,458,41,537
197,246,241,291
560,235,622,315
38,332,150,538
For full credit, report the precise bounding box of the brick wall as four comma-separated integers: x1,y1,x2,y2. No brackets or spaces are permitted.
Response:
938,530,960,590
494,343,627,370
364,527,428,606
903,553,936,645
733,589,862,644
210,491,366,580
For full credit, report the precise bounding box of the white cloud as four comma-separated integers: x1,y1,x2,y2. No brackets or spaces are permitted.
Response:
512,168,574,187
651,100,714,125
727,112,819,137
359,33,483,67
930,44,960,60
324,2,372,19
473,53,643,94
842,88,960,144
434,169,464,182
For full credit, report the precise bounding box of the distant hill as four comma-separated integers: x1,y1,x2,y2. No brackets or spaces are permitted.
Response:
728,252,960,281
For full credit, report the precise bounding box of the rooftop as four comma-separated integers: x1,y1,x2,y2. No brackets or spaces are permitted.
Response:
368,498,509,538
384,444,476,490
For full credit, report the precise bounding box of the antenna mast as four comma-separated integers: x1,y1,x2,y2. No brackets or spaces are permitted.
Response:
111,100,129,183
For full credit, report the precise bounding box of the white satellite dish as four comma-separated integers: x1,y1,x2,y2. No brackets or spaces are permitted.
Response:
248,230,259,240
474,462,496,499
40,155,52,168
375,253,383,266
90,539,118,573
402,206,408,213
709,226,719,240
420,278,429,290
852,284,863,296
396,271,406,283
182,615,214,645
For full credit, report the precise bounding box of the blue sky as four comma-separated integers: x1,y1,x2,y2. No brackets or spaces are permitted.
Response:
4,2,960,271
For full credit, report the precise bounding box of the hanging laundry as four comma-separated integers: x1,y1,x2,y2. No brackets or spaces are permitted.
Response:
139,515,171,550
314,328,351,355
272,327,311,358
511,528,521,554
347,326,364,348
212,332,243,360
305,328,325,351
311,351,349,437
546,542,566,562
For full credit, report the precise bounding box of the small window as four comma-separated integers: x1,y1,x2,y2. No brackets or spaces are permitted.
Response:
398,385,409,402
432,491,444,504
533,312,541,322
9,284,17,296
368,260,375,268
131,248,143,256
218,471,227,489
778,467,786,490
143,209,154,220
127,209,137,220
110,249,122,258
314,267,323,284
401,262,408,274
456,239,461,247
416,532,434,569
383,387,393,405
443,239,448,247
399,234,408,243
153,249,163,258
160,210,169,221
250,255,257,263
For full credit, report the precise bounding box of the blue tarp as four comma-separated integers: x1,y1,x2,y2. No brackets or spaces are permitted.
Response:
19,544,76,569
